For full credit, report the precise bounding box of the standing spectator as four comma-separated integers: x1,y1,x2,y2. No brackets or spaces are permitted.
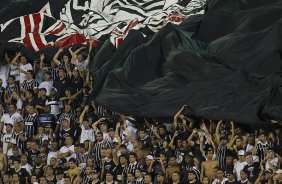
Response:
38,71,53,96
21,70,38,91
243,152,260,183
233,150,247,181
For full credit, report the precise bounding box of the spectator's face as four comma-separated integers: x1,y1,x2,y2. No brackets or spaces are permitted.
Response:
2,175,10,183
238,155,245,162
64,178,71,184
63,55,69,63
236,138,243,146
246,155,253,164
156,175,164,182
127,174,135,182
247,136,254,144
129,155,136,163
96,133,103,142
139,131,146,139
62,119,70,129
82,121,90,129
30,142,37,150
65,137,73,145
39,177,47,184
27,105,35,114
68,161,76,169
119,156,127,165
106,173,113,182
64,105,72,113
216,170,224,179
171,173,180,182
12,174,19,183
20,56,27,63
6,124,13,133
240,171,247,180
162,140,168,148
44,73,51,81
86,158,94,167
56,174,64,180
226,156,233,165
202,177,209,184
8,105,15,113
99,123,107,131
46,167,54,175
58,70,65,78
13,161,20,169
182,140,188,148
85,167,91,175
188,173,196,181
169,157,177,166
260,134,266,142
226,173,235,180
206,151,213,159
159,127,166,135
144,175,151,183
21,155,28,164
135,170,142,178
8,77,14,84
26,71,33,79
78,54,84,62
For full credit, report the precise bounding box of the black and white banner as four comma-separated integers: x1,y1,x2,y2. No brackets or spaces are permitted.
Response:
0,0,206,51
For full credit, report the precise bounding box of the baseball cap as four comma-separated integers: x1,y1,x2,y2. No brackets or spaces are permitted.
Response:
146,155,154,160
238,150,246,156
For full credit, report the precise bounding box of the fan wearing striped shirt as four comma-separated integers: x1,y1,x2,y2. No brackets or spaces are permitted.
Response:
21,70,39,91
24,104,39,140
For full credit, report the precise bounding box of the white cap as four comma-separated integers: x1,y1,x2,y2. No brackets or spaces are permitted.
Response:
238,150,246,156
146,155,154,160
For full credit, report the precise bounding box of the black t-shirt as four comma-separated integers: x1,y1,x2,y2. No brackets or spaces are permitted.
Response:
33,164,44,177
59,126,81,143
10,168,30,184
239,180,248,184
26,150,40,166
243,162,260,182
114,164,125,182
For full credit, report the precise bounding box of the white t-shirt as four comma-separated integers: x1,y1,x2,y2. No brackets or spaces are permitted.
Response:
80,125,95,143
1,132,13,154
234,161,247,180
1,112,23,133
0,64,10,88
19,63,33,84
74,59,89,69
47,151,58,165
59,145,76,161
266,157,279,170
39,81,53,96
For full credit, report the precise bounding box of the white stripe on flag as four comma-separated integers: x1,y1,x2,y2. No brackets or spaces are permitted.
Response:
29,34,39,51
29,14,35,32
20,17,26,40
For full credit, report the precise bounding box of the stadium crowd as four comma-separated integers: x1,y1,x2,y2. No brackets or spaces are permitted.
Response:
0,44,282,184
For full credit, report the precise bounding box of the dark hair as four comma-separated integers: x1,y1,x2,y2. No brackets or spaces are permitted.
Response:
8,75,15,80
129,152,137,158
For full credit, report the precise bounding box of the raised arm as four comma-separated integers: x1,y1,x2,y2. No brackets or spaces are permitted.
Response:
53,48,63,65
173,105,186,129
87,39,94,61
11,52,21,65
215,120,223,144
79,105,89,124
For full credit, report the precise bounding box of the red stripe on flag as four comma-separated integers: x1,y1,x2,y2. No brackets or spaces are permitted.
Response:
23,15,31,33
33,13,41,33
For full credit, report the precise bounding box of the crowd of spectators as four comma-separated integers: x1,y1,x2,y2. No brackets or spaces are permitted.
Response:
0,43,282,184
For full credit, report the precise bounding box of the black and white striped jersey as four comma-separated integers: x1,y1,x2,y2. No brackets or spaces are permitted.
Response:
22,79,39,90
24,113,39,139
